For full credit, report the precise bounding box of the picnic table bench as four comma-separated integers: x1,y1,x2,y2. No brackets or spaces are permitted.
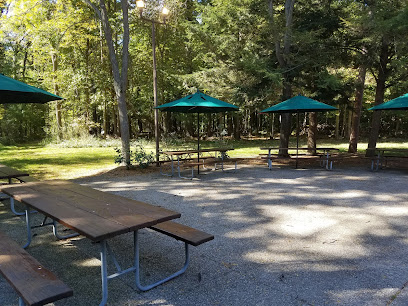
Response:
0,230,73,306
160,148,236,179
0,165,38,215
366,148,408,171
0,164,29,184
15,176,40,183
260,147,340,170
1,180,213,305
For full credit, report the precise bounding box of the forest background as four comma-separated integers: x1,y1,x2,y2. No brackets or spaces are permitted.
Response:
1,0,407,161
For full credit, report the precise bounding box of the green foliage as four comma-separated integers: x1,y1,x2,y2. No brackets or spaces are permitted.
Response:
0,0,408,146
46,134,121,148
114,144,154,169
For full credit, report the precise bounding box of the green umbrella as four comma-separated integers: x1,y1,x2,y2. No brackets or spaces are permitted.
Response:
260,95,338,168
156,89,239,172
156,89,239,114
369,93,408,111
0,74,63,104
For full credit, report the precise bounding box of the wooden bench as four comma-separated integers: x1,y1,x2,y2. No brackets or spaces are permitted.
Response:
0,230,73,306
180,157,241,178
260,154,337,170
370,155,408,171
260,155,290,170
159,158,210,178
178,160,211,179
150,221,214,246
139,221,213,290
15,176,40,183
213,157,243,172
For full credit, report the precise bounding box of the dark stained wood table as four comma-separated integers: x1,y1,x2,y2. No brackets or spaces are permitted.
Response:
260,147,340,170
161,148,234,178
1,180,181,305
366,148,408,170
0,164,29,183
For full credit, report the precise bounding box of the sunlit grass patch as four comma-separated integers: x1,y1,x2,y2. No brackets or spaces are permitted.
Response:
0,137,407,179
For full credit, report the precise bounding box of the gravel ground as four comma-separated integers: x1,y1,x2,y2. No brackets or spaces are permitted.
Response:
1,162,408,306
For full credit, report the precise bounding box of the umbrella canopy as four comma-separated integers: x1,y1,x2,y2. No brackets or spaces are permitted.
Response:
0,74,63,104
156,89,239,173
260,95,338,168
156,89,239,113
260,95,338,113
369,93,408,111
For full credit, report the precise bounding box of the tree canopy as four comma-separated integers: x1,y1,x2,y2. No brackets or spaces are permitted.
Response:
1,0,407,149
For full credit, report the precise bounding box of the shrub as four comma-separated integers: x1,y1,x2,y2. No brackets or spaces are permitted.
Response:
114,144,154,169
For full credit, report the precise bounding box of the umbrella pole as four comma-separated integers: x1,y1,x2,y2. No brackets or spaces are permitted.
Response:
296,112,299,169
197,113,200,174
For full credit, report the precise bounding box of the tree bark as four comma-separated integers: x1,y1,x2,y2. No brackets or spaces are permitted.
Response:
83,0,131,165
268,0,295,156
233,112,240,140
308,112,317,154
51,52,62,141
348,64,366,153
367,37,390,156
335,104,340,139
279,81,293,155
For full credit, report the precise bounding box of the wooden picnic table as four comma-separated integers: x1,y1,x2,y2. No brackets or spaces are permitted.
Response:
0,164,29,183
0,180,181,305
260,147,340,170
161,147,232,156
366,148,408,171
161,148,234,178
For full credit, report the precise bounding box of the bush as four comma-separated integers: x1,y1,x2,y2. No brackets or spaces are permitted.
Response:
114,144,154,169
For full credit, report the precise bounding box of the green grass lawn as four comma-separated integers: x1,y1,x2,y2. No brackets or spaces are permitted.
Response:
0,144,117,180
1,137,407,180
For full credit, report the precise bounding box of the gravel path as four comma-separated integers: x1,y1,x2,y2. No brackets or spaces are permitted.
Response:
1,164,408,305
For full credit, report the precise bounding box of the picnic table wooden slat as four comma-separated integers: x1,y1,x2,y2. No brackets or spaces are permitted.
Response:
0,164,29,180
0,231,73,306
60,181,178,220
1,185,128,241
1,181,181,241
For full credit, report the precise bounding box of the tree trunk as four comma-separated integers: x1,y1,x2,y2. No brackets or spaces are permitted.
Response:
233,112,240,140
348,64,366,153
112,103,119,136
164,112,172,134
84,0,131,165
268,0,295,156
270,114,275,139
335,104,340,139
227,114,233,136
206,113,212,137
22,44,30,79
367,37,390,156
347,109,352,138
85,38,91,129
51,52,62,141
308,112,317,154
395,118,401,137
279,81,293,156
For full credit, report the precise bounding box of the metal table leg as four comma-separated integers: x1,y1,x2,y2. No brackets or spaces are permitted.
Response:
10,197,38,216
100,240,108,306
98,230,192,305
134,230,190,291
23,206,32,249
52,220,80,240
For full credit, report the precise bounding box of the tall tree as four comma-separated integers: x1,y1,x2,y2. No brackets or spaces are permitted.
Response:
348,63,366,153
83,0,130,165
268,0,295,156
